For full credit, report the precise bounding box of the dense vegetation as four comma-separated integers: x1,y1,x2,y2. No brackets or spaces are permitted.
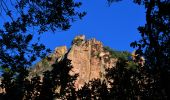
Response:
103,46,131,60
0,0,85,99
0,0,170,99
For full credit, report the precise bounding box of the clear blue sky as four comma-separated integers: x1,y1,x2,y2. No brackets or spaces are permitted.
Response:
0,0,146,52
39,0,146,52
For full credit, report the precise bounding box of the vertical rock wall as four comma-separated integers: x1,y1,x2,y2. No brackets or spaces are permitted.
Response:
67,36,117,89
27,35,118,90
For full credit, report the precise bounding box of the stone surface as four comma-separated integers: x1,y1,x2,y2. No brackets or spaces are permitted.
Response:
29,46,67,78
29,35,118,89
67,36,117,89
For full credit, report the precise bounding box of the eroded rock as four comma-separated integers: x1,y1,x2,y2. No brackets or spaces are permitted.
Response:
67,36,117,89
28,35,117,90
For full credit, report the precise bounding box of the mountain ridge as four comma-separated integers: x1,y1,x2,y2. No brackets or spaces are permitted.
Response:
29,35,132,89
0,35,134,94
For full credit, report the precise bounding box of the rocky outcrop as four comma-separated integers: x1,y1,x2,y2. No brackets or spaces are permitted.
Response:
68,36,117,89
29,46,67,78
27,35,117,89
0,35,133,94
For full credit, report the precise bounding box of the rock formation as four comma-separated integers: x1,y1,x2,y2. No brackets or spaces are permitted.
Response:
68,36,117,89
29,35,118,89
29,46,67,78
0,35,118,93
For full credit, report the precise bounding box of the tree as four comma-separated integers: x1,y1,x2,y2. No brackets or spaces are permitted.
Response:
0,0,85,99
24,56,77,100
130,0,170,98
0,18,51,99
0,0,86,32
77,79,109,100
109,0,170,98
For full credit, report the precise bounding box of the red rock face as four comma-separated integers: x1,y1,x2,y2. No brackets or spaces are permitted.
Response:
28,35,117,90
67,36,117,89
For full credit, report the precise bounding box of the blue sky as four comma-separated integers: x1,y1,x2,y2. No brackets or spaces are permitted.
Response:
0,0,146,52
39,0,146,52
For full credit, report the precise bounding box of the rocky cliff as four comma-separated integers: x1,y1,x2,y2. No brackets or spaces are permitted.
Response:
29,35,118,89
68,35,117,89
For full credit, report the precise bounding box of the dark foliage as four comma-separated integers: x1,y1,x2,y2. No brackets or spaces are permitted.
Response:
0,55,77,100
130,0,170,98
38,56,77,100
0,20,49,100
0,0,85,99
24,56,77,100
77,79,109,100
1,0,170,99
103,46,131,60
0,0,86,33
81,0,170,99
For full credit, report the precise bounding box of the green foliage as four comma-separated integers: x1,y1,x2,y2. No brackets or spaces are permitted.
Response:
42,58,50,68
95,52,100,58
72,38,84,46
103,46,131,60
126,61,138,71
103,46,138,71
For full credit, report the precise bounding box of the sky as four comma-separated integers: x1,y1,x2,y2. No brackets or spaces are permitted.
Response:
0,0,146,52
39,0,146,52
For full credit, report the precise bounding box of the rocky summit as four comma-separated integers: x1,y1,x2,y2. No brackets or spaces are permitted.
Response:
29,35,118,89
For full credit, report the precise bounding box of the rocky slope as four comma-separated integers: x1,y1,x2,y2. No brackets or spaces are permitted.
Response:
29,35,119,89
0,35,144,95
